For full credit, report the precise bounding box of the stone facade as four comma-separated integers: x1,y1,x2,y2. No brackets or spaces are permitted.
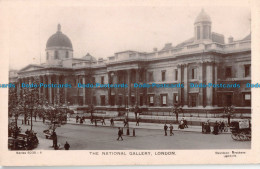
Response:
9,10,251,114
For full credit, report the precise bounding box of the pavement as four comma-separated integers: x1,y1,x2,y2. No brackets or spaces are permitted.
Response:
65,118,231,134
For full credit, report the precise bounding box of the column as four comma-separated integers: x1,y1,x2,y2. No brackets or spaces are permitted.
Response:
206,62,213,107
64,76,68,105
177,65,182,105
143,68,147,106
76,76,79,105
48,76,52,104
56,75,60,104
198,62,204,107
213,63,218,106
42,76,47,101
17,79,21,98
113,71,118,106
82,76,86,105
135,69,140,105
38,76,42,100
127,69,132,106
108,72,112,106
183,64,188,107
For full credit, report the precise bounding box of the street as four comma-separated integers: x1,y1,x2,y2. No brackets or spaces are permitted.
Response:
18,120,250,150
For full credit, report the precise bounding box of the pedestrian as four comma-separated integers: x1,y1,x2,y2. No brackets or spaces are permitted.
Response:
169,124,174,136
213,121,219,135
124,119,128,127
90,117,94,124
117,127,123,141
64,141,70,150
164,124,168,136
95,119,97,126
136,117,140,126
110,118,114,126
76,115,79,123
101,117,106,125
52,131,58,148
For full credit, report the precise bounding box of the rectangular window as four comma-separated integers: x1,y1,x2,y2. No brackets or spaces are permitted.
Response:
225,67,232,78
245,65,250,77
161,95,167,106
111,95,115,106
161,71,166,82
55,51,58,59
191,68,197,79
148,72,153,82
140,95,143,106
131,96,135,106
101,76,104,84
244,93,251,106
173,94,178,104
149,95,154,106
175,69,178,81
191,95,196,107
100,95,105,106
118,96,123,106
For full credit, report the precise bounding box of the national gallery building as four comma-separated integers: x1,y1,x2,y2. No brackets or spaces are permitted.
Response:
9,10,251,115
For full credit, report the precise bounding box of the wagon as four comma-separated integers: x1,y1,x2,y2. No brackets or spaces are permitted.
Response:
230,120,251,141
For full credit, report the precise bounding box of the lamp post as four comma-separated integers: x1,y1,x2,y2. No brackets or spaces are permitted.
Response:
126,106,130,135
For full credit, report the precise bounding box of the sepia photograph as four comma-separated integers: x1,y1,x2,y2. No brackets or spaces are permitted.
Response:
1,0,260,166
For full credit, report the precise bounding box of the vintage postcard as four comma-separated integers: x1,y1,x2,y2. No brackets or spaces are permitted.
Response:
0,0,260,166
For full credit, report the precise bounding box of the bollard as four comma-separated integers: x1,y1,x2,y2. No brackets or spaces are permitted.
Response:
127,128,130,135
133,129,135,137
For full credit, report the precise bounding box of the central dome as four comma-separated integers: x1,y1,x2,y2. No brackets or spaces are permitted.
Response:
194,9,211,24
46,24,73,49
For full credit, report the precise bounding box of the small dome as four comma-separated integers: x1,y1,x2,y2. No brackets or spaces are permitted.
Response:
194,9,211,24
46,24,73,49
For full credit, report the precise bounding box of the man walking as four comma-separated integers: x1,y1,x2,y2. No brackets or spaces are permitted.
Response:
164,124,168,136
101,117,106,126
110,118,114,126
117,127,123,141
169,124,174,136
136,117,140,126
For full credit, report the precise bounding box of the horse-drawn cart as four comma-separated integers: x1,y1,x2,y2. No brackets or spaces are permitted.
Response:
230,120,251,141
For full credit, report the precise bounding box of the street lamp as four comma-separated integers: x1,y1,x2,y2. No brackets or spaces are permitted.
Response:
126,106,130,135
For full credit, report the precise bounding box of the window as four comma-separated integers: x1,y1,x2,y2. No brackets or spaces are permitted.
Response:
131,96,135,105
140,95,143,106
148,72,153,82
191,95,196,107
66,51,69,58
101,76,104,84
244,93,251,106
46,52,49,60
173,94,178,104
197,26,200,40
161,95,167,106
111,95,115,106
245,65,250,77
203,25,209,39
149,95,154,106
55,51,58,59
225,67,232,78
191,68,197,79
175,69,178,81
100,96,105,106
161,70,166,81
118,96,123,106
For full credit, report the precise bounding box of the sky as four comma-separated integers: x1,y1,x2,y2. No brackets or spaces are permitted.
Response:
4,0,251,70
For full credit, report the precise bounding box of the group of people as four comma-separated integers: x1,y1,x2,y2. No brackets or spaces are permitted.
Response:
164,124,174,136
178,118,188,129
202,120,228,135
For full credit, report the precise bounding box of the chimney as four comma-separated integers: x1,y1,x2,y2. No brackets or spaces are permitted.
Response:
228,36,234,43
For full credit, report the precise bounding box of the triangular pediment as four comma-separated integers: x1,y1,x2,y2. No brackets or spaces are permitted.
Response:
19,64,44,72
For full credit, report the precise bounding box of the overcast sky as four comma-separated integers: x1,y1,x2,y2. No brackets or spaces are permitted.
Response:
5,0,251,70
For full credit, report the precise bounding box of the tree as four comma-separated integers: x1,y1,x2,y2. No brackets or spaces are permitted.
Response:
224,105,235,125
171,103,183,124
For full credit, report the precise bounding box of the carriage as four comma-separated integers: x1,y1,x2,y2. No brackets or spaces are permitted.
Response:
230,120,251,141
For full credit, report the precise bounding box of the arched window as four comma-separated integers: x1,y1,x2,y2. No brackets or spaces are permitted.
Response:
46,52,49,60
66,51,69,58
55,51,58,59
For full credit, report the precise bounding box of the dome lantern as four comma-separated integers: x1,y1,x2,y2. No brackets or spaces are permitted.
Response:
194,9,212,41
